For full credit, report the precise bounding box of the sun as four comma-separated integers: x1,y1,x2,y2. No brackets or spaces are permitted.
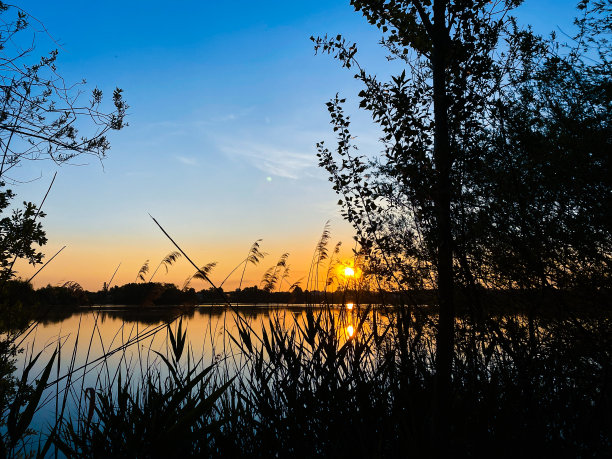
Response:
344,266,355,277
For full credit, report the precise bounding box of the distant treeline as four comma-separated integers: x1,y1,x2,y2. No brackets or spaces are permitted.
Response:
92,283,386,306
0,280,88,330
3,279,610,312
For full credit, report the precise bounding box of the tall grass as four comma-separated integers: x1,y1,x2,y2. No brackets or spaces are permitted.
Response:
220,304,611,457
1,227,610,457
2,299,610,457
53,319,232,457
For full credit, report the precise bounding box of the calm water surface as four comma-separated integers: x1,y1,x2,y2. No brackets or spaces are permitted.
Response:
12,304,361,436
8,303,606,454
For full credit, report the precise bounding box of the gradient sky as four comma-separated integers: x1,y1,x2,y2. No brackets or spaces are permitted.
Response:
10,0,580,291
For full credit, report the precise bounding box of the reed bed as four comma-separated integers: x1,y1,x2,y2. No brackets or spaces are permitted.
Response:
1,300,609,458
1,224,610,457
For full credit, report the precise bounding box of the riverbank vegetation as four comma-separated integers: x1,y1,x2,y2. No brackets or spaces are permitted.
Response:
2,299,609,457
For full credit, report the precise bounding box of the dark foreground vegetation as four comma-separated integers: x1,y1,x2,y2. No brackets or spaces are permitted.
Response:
1,301,610,457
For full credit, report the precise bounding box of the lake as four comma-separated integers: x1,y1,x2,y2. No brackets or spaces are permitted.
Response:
8,304,363,440
4,302,609,457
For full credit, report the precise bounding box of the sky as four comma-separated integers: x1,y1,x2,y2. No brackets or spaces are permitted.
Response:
8,0,581,291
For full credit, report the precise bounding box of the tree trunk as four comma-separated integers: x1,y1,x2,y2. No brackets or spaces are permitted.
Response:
432,0,454,451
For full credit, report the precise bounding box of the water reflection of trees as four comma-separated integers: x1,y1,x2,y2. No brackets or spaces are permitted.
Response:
9,303,610,456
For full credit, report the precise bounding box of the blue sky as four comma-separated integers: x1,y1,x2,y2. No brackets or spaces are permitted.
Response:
10,0,581,290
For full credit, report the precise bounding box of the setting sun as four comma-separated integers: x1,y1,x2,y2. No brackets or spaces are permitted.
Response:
344,266,355,277
346,302,354,310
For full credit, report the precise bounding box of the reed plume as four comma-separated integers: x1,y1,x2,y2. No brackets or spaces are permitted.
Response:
307,221,331,290
324,241,342,290
191,262,218,282
135,260,149,283
277,264,291,292
218,240,267,290
261,253,289,292
183,262,218,291
61,281,83,291
230,239,267,289
149,251,182,282
288,278,303,292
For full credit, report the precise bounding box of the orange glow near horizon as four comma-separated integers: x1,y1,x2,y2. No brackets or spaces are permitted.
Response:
344,266,355,277
346,302,354,310
16,238,359,292
11,220,358,292
346,325,354,338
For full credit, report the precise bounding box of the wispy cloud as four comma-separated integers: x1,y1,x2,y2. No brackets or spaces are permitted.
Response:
220,113,240,122
199,107,256,125
176,155,198,166
221,142,316,179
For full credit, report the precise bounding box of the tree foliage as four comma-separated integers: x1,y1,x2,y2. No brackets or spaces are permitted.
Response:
315,0,610,448
315,0,610,293
0,3,127,175
474,0,612,290
0,185,46,280
0,2,127,281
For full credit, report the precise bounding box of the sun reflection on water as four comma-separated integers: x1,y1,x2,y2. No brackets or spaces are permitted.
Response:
346,325,354,338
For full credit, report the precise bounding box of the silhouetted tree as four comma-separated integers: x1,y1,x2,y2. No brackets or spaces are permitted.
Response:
0,187,46,280
475,0,611,292
314,0,541,443
0,2,127,281
316,0,610,447
1,5,127,449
